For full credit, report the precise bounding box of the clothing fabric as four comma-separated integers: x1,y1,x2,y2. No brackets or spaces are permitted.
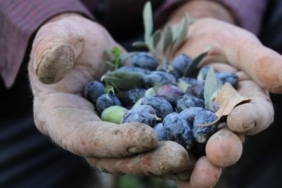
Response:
219,0,267,35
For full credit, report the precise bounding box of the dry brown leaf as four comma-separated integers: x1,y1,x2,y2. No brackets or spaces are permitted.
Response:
197,83,251,127
215,83,251,117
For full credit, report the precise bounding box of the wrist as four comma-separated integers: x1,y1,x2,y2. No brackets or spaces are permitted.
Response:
166,0,236,25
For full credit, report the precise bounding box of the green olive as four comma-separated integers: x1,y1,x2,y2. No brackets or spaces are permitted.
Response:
101,105,128,124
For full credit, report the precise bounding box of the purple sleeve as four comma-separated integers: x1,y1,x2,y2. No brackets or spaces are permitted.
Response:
218,0,267,35
154,0,267,35
154,0,188,28
0,0,95,88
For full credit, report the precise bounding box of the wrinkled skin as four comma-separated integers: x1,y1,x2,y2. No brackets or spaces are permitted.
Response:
174,18,277,134
28,12,282,188
173,18,279,187
28,14,194,180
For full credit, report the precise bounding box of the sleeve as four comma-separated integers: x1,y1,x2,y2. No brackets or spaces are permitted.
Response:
217,0,268,35
155,0,268,35
0,0,95,88
154,0,188,28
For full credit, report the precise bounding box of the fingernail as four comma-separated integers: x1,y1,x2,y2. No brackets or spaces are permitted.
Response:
36,45,74,84
128,146,144,153
128,146,139,153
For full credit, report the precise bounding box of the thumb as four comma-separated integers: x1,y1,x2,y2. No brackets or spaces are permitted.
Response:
86,141,195,180
30,14,118,85
31,14,85,84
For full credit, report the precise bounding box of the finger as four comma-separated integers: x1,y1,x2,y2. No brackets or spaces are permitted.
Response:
227,79,274,135
202,63,251,82
30,15,115,84
205,128,243,168
236,71,251,81
86,141,195,180
218,123,246,143
31,19,83,84
175,157,222,188
201,62,238,73
32,91,158,158
218,28,282,94
190,157,222,188
178,18,282,93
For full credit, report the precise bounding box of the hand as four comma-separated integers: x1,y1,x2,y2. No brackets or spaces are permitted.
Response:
176,18,282,94
175,18,276,134
27,13,195,180
172,18,276,187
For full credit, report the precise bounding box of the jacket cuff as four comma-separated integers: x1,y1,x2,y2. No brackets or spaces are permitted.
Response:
217,0,267,35
154,0,188,29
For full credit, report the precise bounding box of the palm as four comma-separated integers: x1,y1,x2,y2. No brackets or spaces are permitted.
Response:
27,14,196,181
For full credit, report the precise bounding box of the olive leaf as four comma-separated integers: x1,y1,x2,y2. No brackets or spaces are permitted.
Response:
215,83,251,117
146,30,162,53
162,25,173,58
152,29,162,49
112,47,122,58
171,13,189,52
197,71,205,81
143,1,153,43
196,82,250,127
103,47,123,70
145,87,156,96
104,85,115,95
177,79,191,92
204,67,223,109
183,46,210,77
133,1,192,64
132,41,148,48
101,71,144,91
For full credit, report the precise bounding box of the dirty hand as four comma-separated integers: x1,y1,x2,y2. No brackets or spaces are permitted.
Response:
28,13,194,179
172,15,276,188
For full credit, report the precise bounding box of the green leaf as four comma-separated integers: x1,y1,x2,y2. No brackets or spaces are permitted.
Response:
183,46,210,77
177,79,191,92
132,41,148,48
104,85,115,94
105,60,114,67
172,13,189,52
112,47,121,59
204,67,223,109
162,25,173,56
147,36,154,51
152,30,162,49
145,87,156,96
103,47,123,70
197,71,205,81
101,71,144,91
143,1,153,43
